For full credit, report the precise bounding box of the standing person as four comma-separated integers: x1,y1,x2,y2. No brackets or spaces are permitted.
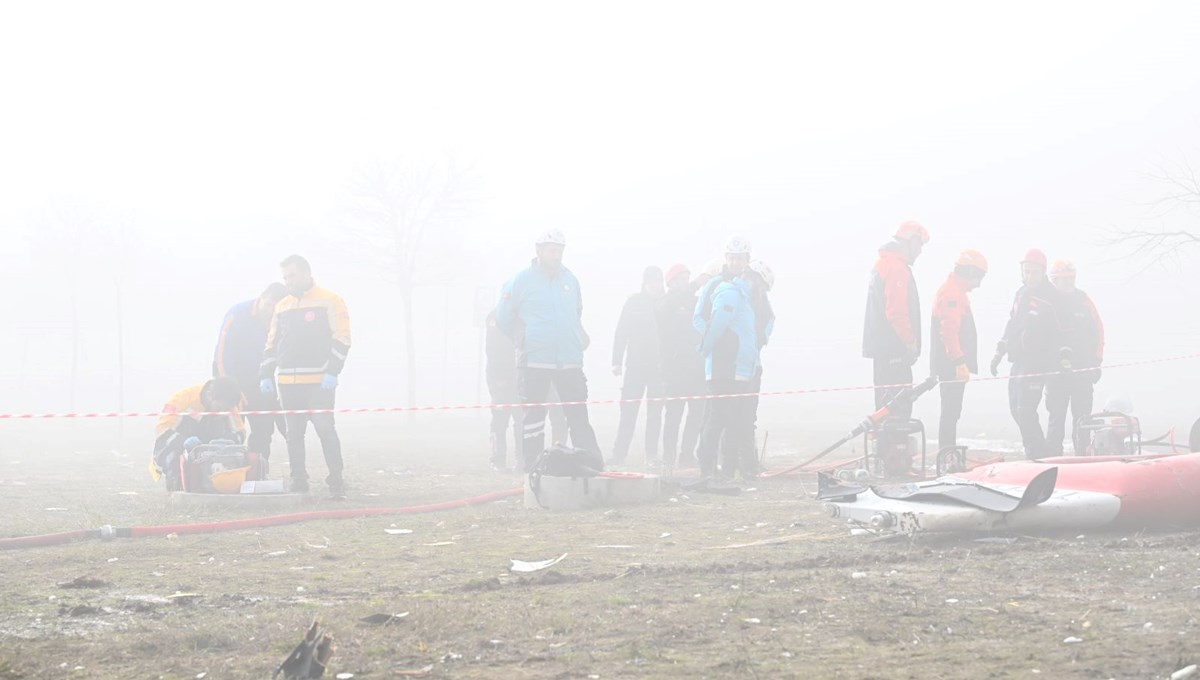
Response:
930,250,987,451
260,255,351,497
496,230,603,472
863,221,929,420
694,267,766,480
656,263,707,470
611,266,666,466
214,282,287,478
484,310,570,471
990,249,1061,459
1045,260,1104,455
739,259,776,478
485,309,520,472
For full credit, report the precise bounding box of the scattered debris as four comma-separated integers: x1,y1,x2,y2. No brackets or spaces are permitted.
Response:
273,617,335,680
593,544,635,549
57,575,108,589
659,532,672,539
359,612,410,626
166,592,201,605
510,553,568,573
335,674,355,679
1172,665,1198,680
1063,636,1083,644
384,529,414,535
392,666,433,677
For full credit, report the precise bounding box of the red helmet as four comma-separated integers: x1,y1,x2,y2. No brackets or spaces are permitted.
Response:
665,263,690,285
894,220,930,244
1021,249,1047,267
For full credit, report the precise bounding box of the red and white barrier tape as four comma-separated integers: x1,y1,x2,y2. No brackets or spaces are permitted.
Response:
0,352,1196,421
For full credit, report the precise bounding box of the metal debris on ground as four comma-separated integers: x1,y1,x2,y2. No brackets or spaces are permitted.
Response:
359,612,410,626
509,553,568,573
273,617,335,680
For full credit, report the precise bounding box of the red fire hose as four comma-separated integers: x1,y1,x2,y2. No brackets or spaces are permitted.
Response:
0,487,522,551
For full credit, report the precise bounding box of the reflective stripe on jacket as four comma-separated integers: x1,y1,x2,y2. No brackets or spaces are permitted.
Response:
261,284,351,385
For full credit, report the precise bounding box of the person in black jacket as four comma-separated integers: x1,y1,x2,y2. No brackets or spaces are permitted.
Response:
656,264,707,469
990,249,1062,459
611,266,665,466
1045,260,1105,455
214,283,286,476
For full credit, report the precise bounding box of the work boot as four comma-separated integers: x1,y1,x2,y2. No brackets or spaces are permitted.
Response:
327,476,346,499
290,477,310,494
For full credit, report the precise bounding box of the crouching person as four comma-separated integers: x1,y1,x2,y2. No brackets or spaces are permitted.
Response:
149,377,245,491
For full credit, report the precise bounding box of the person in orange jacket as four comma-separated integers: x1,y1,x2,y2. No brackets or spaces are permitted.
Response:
149,377,245,489
930,250,987,451
260,255,351,497
863,220,929,420
1045,260,1105,455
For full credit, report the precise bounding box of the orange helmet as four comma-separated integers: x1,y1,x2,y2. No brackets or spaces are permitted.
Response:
1021,249,1047,267
955,249,988,274
1049,259,1077,279
894,220,930,243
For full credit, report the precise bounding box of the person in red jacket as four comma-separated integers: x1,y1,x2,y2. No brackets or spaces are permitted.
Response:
863,220,929,420
1045,260,1105,455
930,250,987,451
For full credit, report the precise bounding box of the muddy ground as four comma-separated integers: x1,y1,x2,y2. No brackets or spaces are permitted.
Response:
1,421,1198,679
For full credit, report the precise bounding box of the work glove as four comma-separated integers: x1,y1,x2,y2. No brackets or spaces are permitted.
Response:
320,373,338,390
260,378,276,396
1059,358,1073,372
954,364,970,383
989,353,1003,377
183,436,201,451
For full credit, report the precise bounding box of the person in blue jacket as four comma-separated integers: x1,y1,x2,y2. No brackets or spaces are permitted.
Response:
496,229,603,472
693,266,770,479
213,282,286,477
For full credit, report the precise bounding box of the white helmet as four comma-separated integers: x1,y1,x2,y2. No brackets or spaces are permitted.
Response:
748,259,775,291
723,234,752,255
535,229,567,247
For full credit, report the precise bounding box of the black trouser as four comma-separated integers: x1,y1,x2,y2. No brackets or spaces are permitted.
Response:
489,402,518,466
873,358,914,421
518,367,602,472
242,387,286,458
661,372,705,466
938,381,966,451
1046,373,1094,456
696,378,754,478
611,364,664,463
1008,363,1048,459
279,384,343,486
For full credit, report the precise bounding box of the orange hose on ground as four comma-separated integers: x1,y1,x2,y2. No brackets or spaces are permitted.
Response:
0,487,522,551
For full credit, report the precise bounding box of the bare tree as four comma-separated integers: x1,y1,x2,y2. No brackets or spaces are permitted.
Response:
1105,161,1200,268
342,155,476,407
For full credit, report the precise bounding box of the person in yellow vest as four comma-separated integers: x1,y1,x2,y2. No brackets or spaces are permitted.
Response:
149,377,245,490
260,255,351,497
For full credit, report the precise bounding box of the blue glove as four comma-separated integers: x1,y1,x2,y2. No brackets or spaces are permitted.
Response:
260,378,275,395
182,436,201,451
320,374,338,390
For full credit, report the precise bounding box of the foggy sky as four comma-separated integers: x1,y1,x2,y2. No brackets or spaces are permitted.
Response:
1,2,1198,452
